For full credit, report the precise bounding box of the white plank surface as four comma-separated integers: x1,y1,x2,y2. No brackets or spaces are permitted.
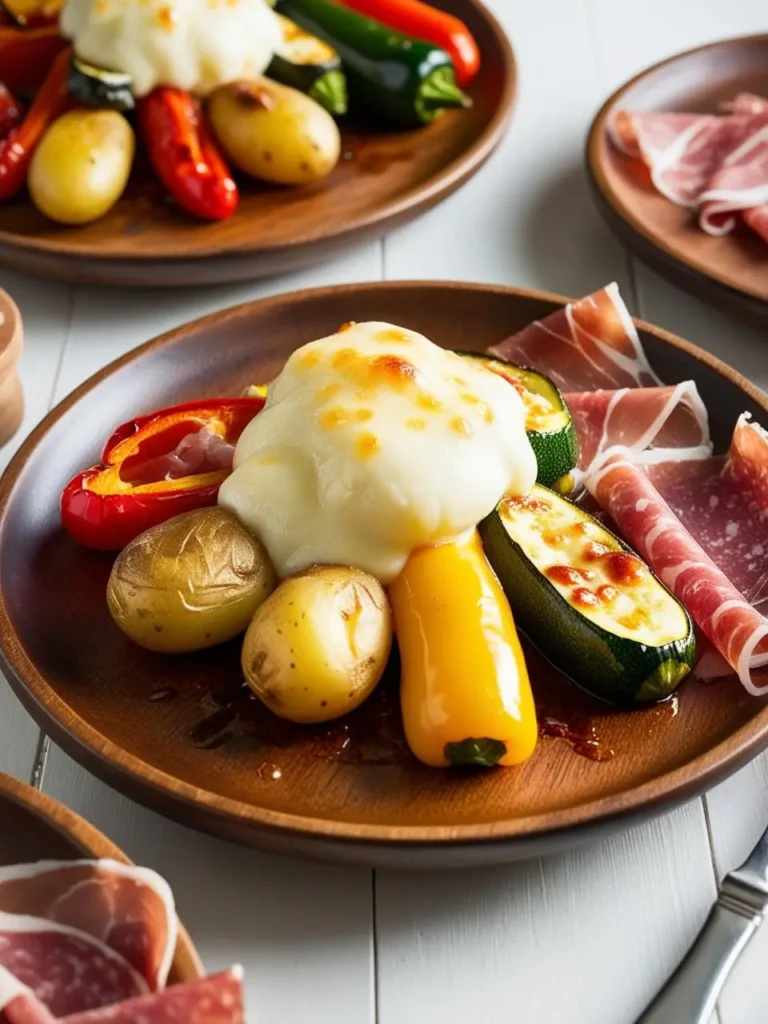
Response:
0,0,767,1022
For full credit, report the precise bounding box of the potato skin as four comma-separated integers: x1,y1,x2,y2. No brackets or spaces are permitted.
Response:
242,565,392,724
107,508,276,654
207,78,340,185
28,109,135,225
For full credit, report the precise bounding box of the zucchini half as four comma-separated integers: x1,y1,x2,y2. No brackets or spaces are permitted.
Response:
268,14,348,115
478,484,695,706
460,353,579,491
67,57,134,112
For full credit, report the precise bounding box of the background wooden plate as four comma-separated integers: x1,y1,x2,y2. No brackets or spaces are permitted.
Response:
0,770,203,983
587,34,768,326
0,0,514,288
1,281,768,868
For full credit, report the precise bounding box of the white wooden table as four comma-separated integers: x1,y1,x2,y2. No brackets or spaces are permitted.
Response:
2,2,768,1021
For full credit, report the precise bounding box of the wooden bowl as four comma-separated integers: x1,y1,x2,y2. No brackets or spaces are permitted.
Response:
1,281,767,869
0,0,515,288
0,291,23,448
0,770,203,982
587,34,768,326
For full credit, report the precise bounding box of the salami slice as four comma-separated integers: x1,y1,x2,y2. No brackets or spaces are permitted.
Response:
488,284,661,392
0,861,176,991
61,967,245,1024
0,914,147,1017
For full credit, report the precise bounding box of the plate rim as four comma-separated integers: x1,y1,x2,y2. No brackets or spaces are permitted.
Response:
2,279,768,850
0,0,516,266
0,770,204,979
585,32,768,311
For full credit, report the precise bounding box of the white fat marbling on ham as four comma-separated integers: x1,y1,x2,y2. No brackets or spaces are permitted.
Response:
0,861,177,993
0,914,147,1017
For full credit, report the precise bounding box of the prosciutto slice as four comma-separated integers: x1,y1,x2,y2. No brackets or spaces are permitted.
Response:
488,283,661,392
0,967,54,1024
0,861,177,992
0,914,147,1017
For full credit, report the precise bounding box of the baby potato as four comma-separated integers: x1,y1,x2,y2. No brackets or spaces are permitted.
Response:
207,78,340,186
107,507,276,654
242,565,392,724
28,109,134,226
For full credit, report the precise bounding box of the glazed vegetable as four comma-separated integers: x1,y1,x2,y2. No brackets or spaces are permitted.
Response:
479,485,696,705
337,0,480,87
460,353,579,491
389,529,538,768
0,46,70,200
28,109,134,224
107,508,276,654
67,57,134,113
207,79,341,186
61,396,265,550
242,565,392,724
137,87,238,222
275,0,471,126
0,83,23,140
268,14,347,116
0,24,67,94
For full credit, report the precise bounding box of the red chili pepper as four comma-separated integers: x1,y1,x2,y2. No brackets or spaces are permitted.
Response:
137,88,239,222
0,82,23,139
0,24,67,95
337,0,480,87
0,45,70,200
60,397,265,551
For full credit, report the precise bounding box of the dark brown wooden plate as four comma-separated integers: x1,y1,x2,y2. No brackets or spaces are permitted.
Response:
0,770,202,982
587,34,768,326
1,281,768,868
0,0,514,288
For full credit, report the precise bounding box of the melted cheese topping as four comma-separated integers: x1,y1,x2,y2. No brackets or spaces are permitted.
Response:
219,322,537,583
500,494,688,646
60,0,281,98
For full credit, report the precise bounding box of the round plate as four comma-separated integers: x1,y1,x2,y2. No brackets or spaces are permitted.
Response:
1,281,767,869
0,770,202,982
0,0,515,288
587,34,768,326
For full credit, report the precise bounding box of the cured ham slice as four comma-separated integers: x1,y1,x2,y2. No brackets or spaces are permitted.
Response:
0,914,147,1017
62,967,245,1024
0,967,54,1024
488,284,661,392
0,861,177,992
699,122,768,234
129,427,235,486
564,382,710,471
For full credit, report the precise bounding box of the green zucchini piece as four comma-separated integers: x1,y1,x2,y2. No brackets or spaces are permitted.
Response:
67,57,134,112
269,14,348,115
275,0,471,127
478,484,695,706
460,353,579,490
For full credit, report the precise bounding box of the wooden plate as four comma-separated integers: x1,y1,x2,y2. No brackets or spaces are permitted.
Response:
1,281,767,868
0,0,514,288
0,770,203,982
587,34,768,325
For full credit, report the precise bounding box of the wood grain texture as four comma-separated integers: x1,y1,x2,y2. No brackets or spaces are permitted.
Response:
0,0,515,288
0,770,203,986
0,291,23,448
1,280,767,867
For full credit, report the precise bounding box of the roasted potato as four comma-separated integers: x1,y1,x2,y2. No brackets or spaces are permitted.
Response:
241,565,392,723
107,508,276,654
207,78,340,185
28,109,134,225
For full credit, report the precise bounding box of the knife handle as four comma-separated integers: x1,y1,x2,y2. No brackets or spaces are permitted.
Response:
636,903,760,1024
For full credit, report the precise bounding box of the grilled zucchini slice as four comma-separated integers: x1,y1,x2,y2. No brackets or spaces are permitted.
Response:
268,14,347,115
67,57,134,112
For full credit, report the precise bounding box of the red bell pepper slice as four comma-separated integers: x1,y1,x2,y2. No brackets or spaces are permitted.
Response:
0,24,67,95
60,396,265,551
0,82,24,140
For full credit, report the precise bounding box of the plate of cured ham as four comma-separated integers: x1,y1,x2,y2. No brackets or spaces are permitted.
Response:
0,280,767,868
0,771,249,1022
587,35,768,324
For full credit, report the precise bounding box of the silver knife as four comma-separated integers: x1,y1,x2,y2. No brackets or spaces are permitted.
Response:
636,825,768,1023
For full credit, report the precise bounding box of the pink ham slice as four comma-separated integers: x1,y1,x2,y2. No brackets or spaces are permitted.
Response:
0,967,54,1024
61,967,245,1024
0,861,176,992
0,914,147,1017
488,283,661,392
